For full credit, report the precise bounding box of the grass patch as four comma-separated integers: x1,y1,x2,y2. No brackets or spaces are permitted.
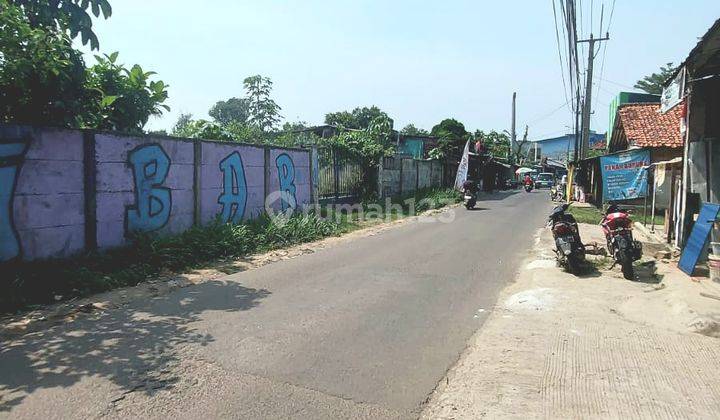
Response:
1,188,460,315
567,206,604,224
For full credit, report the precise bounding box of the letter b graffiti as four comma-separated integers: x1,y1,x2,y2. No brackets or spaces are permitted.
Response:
275,153,296,211
126,144,171,234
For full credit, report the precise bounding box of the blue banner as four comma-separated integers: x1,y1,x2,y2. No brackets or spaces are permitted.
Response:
600,149,650,202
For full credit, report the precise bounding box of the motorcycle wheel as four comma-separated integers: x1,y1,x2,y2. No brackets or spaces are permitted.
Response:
566,255,580,274
621,256,634,280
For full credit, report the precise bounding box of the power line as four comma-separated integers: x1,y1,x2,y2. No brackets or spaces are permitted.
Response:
552,0,572,110
526,99,573,126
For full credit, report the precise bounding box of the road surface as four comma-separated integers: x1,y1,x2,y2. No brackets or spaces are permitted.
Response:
1,190,550,419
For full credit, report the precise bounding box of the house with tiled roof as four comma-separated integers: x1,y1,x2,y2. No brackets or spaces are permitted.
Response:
608,101,684,162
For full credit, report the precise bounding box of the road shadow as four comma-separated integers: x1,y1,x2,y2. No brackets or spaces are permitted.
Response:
477,190,523,201
634,261,662,284
466,207,489,211
0,280,270,412
576,262,603,278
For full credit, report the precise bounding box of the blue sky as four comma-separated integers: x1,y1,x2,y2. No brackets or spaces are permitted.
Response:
82,1,719,139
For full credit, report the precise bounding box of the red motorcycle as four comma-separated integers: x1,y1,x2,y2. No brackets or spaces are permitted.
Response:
601,205,643,279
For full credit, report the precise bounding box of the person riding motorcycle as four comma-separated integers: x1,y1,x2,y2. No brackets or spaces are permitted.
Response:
523,174,534,187
462,179,479,195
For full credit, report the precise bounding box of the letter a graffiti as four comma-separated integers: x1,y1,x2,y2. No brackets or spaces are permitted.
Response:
275,153,296,211
218,152,247,223
126,144,171,234
0,139,29,262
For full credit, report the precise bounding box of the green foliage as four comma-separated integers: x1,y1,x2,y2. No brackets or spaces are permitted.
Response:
1,212,345,314
0,1,88,126
476,129,510,158
429,118,470,159
320,115,396,168
431,118,468,140
272,121,320,147
400,123,429,136
171,113,194,136
243,75,282,131
8,0,112,50
634,62,676,95
0,1,169,131
83,53,170,133
567,205,604,224
325,106,393,130
209,97,250,126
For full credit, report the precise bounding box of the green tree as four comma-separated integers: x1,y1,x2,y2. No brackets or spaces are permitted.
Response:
0,1,88,126
428,118,469,159
634,62,676,95
325,106,392,130
8,0,112,50
83,53,170,133
243,75,282,132
475,129,510,158
171,113,194,137
209,97,250,126
400,124,429,136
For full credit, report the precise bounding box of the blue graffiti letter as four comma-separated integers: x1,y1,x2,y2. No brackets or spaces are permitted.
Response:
0,140,29,262
218,152,247,223
126,144,171,234
275,153,296,211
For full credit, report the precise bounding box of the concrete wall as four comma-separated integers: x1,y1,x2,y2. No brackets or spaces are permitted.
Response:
0,124,314,262
378,156,444,198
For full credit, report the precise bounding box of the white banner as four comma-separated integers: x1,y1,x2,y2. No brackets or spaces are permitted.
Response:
661,67,684,113
454,140,470,190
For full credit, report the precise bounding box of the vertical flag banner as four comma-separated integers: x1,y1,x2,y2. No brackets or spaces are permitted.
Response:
600,149,651,202
454,140,470,190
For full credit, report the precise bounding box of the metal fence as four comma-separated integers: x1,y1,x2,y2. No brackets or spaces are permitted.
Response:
317,147,365,202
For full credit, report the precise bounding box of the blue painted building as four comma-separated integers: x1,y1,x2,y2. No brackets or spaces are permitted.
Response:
530,131,606,162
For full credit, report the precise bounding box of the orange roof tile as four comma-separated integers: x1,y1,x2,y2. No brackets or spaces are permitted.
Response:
616,102,683,148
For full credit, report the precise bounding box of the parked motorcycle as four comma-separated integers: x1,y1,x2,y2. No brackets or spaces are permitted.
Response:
548,203,585,274
601,204,642,280
464,191,477,209
549,185,563,201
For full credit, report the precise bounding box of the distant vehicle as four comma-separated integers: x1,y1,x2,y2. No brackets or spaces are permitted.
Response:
535,172,555,189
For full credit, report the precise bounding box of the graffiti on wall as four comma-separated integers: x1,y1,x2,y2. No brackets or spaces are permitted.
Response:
0,139,29,262
275,153,297,211
218,151,248,223
125,143,172,235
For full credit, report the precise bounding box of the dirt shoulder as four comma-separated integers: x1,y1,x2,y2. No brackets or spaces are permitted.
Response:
422,223,720,419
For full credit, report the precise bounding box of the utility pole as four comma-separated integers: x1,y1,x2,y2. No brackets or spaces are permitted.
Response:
510,92,517,163
578,33,609,159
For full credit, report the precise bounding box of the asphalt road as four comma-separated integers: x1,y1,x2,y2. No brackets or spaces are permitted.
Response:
1,189,550,419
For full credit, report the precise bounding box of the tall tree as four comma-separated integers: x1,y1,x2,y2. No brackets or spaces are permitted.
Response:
209,97,250,126
400,124,429,136
243,75,282,132
634,62,677,95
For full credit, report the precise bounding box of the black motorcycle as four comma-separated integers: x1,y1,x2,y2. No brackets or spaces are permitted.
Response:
463,191,477,209
548,204,585,273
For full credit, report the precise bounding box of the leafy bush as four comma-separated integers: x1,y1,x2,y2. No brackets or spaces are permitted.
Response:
83,53,170,133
